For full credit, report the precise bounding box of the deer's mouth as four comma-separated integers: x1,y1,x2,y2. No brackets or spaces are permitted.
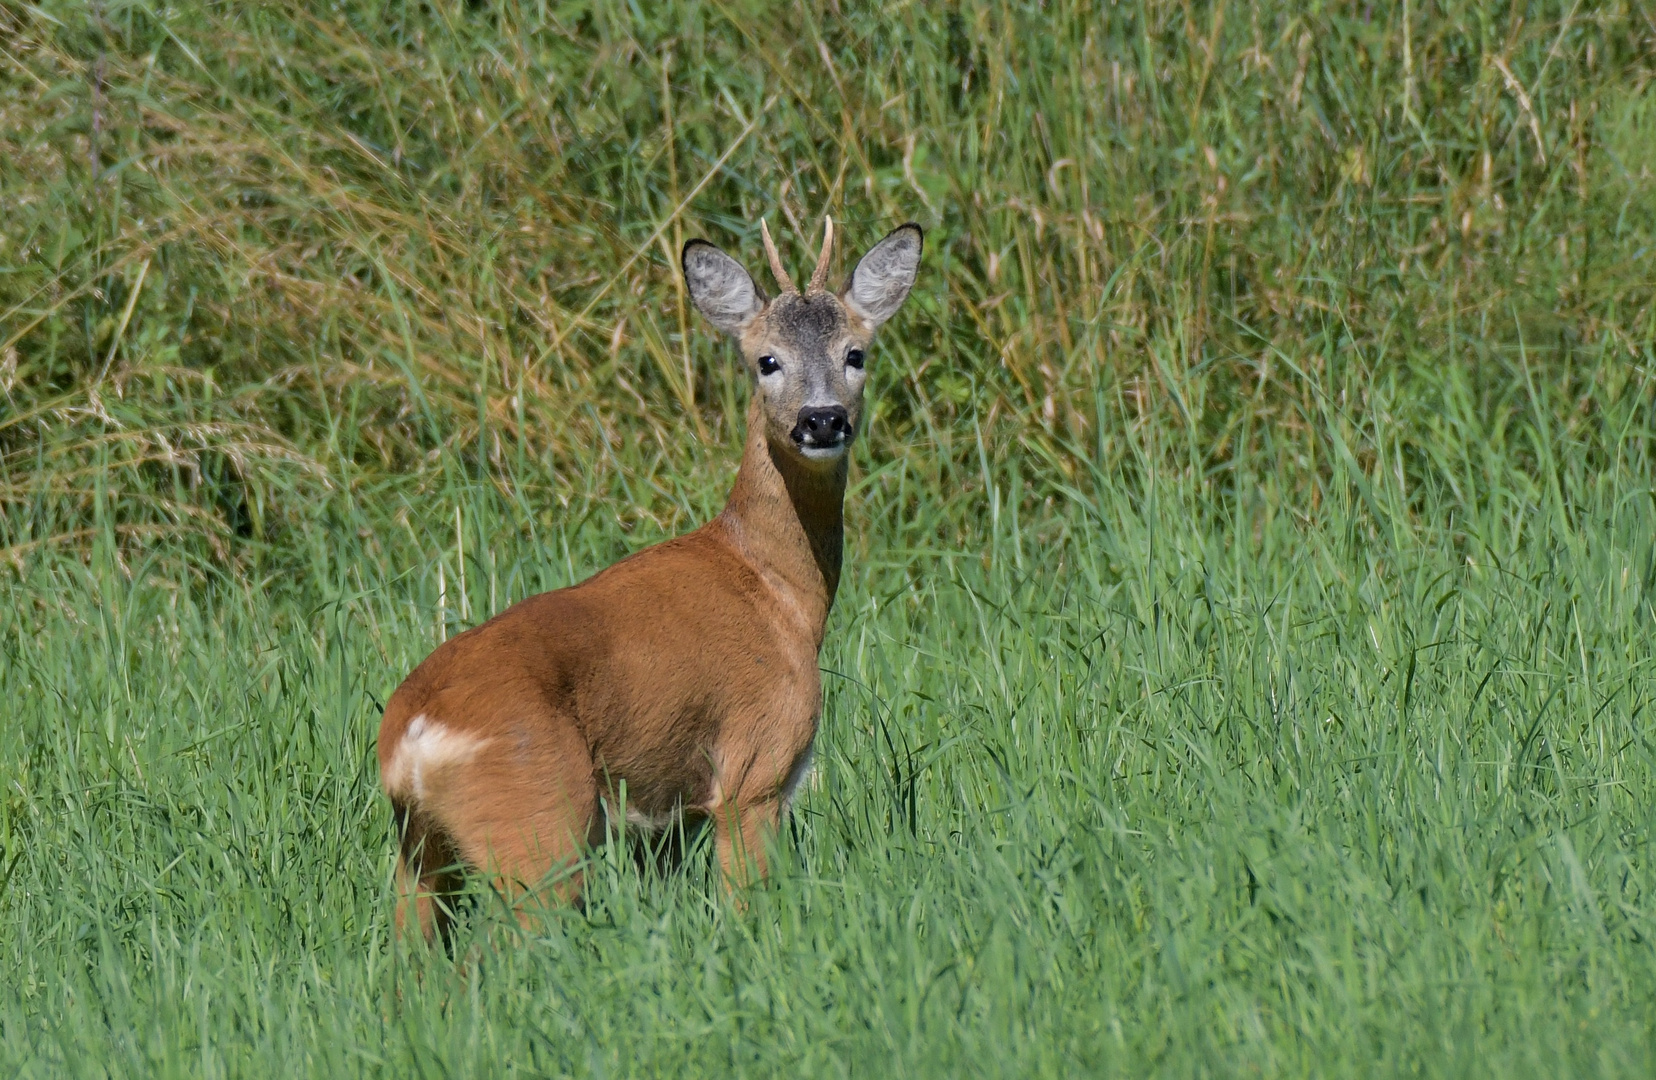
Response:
795,438,851,461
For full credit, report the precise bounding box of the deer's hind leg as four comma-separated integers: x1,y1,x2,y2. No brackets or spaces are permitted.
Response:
392,803,465,948
426,709,598,926
386,705,598,934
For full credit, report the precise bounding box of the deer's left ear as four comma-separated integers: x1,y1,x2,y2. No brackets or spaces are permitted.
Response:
683,239,766,336
842,224,923,329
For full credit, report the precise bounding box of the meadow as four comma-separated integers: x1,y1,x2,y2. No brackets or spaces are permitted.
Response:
2,0,1654,1075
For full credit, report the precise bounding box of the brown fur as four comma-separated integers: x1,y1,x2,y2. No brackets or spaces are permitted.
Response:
377,219,921,942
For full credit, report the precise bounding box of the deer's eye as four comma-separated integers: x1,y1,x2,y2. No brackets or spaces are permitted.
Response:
845,348,865,370
757,355,781,376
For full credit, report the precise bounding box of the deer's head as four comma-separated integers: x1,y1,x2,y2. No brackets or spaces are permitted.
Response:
683,218,922,468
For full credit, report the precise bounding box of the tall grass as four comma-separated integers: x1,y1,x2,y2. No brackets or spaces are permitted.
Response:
4,0,1652,558
1,0,1654,1075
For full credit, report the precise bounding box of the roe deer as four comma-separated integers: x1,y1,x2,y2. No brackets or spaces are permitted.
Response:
377,216,923,942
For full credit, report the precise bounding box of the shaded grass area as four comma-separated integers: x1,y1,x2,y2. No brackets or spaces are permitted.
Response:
2,0,1654,561
1,0,1655,1075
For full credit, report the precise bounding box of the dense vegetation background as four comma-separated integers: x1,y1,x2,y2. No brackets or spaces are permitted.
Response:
1,1,1653,1075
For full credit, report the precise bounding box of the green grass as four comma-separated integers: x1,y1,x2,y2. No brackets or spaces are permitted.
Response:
2,0,1655,1076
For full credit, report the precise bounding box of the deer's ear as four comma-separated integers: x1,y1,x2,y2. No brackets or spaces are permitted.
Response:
683,240,765,336
842,224,922,329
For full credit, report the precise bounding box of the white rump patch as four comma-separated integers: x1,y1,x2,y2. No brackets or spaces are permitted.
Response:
383,714,489,802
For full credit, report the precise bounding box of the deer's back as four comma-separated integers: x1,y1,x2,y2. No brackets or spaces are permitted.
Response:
377,525,820,814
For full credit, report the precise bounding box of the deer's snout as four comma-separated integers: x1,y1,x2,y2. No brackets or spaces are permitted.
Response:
792,406,853,450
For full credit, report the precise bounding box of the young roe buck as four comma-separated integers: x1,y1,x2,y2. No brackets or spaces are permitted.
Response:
377,216,923,942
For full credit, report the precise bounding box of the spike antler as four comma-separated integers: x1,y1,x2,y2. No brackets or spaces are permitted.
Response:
806,216,835,293
759,219,797,296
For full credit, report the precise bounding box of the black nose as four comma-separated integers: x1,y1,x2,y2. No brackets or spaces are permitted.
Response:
792,405,852,446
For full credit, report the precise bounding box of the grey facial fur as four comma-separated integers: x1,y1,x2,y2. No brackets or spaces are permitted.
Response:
683,223,923,467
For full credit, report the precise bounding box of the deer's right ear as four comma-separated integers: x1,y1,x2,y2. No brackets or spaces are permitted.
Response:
683,240,766,336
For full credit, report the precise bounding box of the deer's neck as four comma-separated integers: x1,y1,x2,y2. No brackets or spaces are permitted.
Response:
714,398,845,645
